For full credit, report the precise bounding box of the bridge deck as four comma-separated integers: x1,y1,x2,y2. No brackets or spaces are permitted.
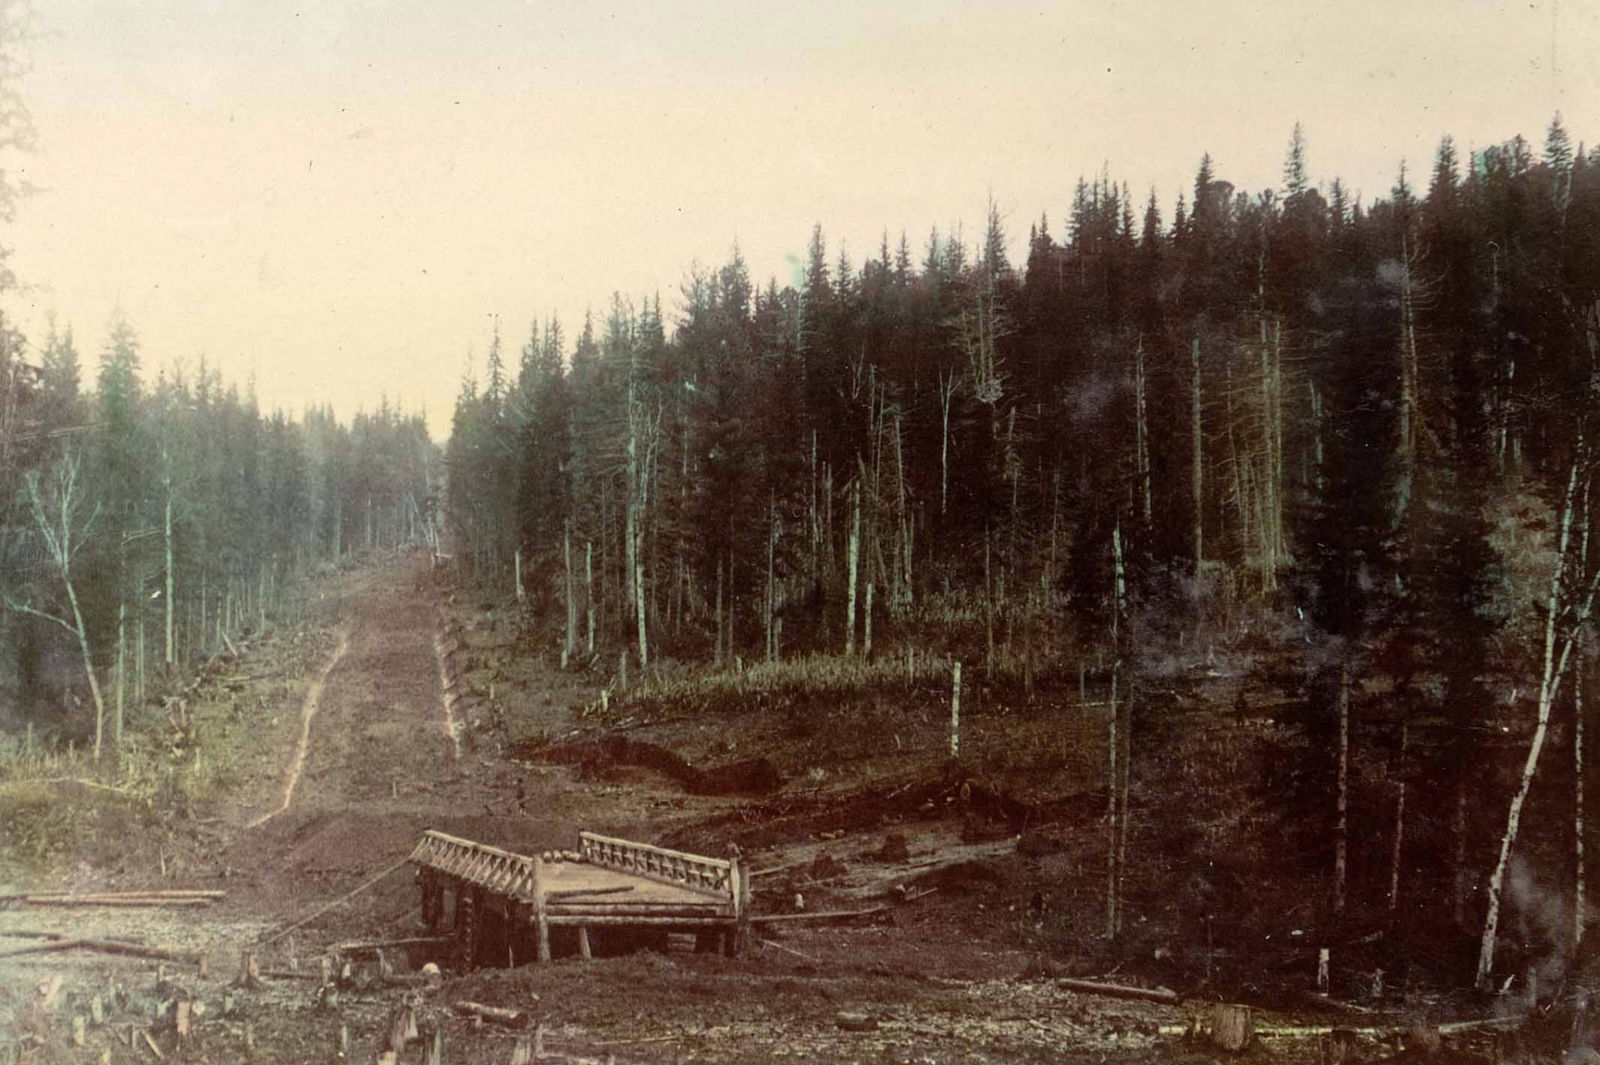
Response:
408,829,750,967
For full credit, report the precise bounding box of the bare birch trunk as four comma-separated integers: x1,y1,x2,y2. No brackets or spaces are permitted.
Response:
1107,522,1128,939
1578,660,1588,954
845,480,860,656
950,661,962,757
585,541,595,654
1477,457,1598,989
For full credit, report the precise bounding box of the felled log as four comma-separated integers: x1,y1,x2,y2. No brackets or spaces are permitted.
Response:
749,904,890,925
333,935,451,954
19,889,217,908
1057,977,1181,1005
454,1001,531,1028
2,890,224,903
0,939,201,964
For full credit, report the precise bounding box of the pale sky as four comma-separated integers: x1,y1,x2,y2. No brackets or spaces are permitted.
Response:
4,0,1596,440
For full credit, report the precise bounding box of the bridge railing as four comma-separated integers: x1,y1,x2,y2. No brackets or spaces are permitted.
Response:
578,831,734,902
410,830,540,899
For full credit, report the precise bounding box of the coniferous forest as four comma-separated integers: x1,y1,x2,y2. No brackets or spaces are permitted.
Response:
4,113,1600,1002
443,119,1600,989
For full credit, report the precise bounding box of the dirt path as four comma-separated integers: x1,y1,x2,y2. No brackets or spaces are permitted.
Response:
246,628,350,829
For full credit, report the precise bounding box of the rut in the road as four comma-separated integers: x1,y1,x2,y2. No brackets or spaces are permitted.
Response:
432,613,463,759
247,629,350,828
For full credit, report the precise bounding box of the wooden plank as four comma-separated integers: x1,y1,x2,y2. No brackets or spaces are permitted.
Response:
545,915,736,928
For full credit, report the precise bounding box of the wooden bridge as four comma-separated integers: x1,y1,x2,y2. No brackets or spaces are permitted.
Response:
408,830,751,969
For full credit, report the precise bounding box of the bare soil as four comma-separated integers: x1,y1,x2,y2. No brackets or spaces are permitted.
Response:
0,554,1496,1063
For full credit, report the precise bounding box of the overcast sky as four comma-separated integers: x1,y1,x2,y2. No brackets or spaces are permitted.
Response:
5,0,1596,440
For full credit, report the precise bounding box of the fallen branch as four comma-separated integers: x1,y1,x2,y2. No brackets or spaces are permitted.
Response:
453,1001,530,1028
1057,977,1181,1005
1156,1017,1522,1040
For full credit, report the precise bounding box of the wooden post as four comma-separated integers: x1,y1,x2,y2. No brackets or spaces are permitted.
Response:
577,926,591,960
1317,947,1330,994
421,1024,443,1065
509,1034,533,1065
728,854,752,957
533,856,551,963
950,661,962,758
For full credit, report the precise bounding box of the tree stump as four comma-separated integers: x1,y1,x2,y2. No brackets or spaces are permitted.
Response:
237,950,262,990
1209,1003,1253,1053
508,1033,533,1065
1319,1027,1359,1064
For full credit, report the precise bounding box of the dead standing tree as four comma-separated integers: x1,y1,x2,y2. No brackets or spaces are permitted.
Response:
5,450,109,759
1476,444,1600,990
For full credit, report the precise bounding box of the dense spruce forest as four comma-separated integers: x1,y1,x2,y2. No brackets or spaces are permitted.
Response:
0,322,439,749
445,119,1600,988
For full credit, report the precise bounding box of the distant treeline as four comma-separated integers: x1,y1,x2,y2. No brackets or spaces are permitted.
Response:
0,316,439,748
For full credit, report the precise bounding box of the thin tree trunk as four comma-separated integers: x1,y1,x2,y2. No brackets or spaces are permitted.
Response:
1191,337,1203,566
1389,724,1407,915
1478,457,1598,989
1135,338,1151,529
1335,660,1349,917
939,371,955,516
585,541,595,654
164,483,175,667
863,582,874,659
115,598,126,753
845,480,860,656
1578,659,1588,954
714,557,724,666
1107,522,1128,939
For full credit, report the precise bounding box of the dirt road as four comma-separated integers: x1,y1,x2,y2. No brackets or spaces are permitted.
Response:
0,555,1263,1064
